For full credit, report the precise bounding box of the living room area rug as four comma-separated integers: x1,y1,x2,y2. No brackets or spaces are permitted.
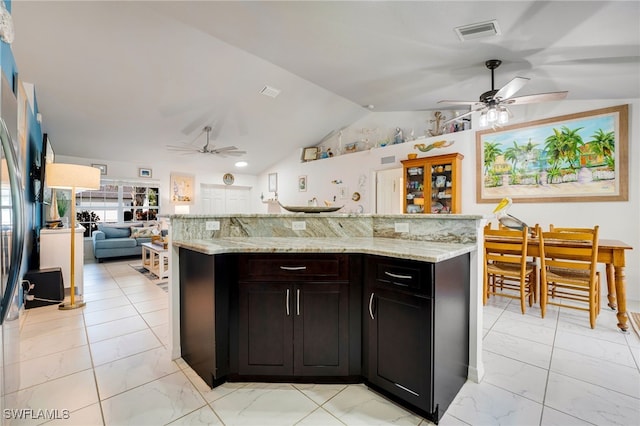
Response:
129,263,168,292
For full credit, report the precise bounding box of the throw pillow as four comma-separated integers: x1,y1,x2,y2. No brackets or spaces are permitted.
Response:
130,226,159,238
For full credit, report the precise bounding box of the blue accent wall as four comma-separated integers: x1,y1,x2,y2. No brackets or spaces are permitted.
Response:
2,0,46,272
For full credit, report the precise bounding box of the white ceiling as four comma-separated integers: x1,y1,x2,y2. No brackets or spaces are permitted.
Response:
10,1,640,175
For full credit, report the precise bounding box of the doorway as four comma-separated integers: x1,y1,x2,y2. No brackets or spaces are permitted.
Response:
201,184,252,214
375,168,403,214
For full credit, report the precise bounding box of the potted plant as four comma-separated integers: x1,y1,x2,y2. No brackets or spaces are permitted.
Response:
56,191,69,226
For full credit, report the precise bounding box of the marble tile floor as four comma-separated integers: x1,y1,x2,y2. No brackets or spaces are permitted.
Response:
6,259,640,425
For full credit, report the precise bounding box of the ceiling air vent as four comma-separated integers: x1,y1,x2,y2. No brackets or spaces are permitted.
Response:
259,85,281,98
454,20,501,41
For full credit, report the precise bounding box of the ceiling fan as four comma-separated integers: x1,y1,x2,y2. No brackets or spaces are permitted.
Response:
166,126,247,157
438,59,568,128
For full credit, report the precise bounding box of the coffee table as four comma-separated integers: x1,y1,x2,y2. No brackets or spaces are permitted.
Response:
141,242,169,280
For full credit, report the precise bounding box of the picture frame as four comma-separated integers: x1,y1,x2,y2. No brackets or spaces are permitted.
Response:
476,104,628,203
170,173,195,204
298,175,307,192
268,172,278,192
92,163,107,175
139,167,152,178
302,147,319,161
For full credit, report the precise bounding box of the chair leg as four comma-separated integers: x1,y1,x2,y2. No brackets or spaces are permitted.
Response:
590,289,597,329
483,272,488,305
540,279,547,318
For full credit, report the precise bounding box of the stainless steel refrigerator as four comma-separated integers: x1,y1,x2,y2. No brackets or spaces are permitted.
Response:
0,69,25,421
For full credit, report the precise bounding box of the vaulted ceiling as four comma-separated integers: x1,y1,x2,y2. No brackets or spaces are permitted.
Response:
11,1,640,175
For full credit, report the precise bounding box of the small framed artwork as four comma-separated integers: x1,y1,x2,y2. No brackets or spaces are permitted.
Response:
139,168,152,178
302,147,319,161
298,175,307,192
268,173,278,192
92,164,107,175
170,173,195,204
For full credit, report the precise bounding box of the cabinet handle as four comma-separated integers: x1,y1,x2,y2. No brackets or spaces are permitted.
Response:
286,288,290,316
280,266,307,271
384,271,412,280
296,288,300,316
369,293,375,320
394,383,420,397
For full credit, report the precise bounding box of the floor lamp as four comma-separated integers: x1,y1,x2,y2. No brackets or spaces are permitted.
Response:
45,163,100,310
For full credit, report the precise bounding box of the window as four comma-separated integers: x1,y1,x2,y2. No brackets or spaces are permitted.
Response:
76,180,160,236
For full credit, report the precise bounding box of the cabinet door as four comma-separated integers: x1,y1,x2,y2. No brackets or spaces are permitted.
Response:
403,162,426,214
429,160,454,214
428,153,462,214
367,287,433,412
238,282,293,375
294,282,349,376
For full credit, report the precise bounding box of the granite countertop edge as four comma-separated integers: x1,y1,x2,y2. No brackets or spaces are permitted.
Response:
172,237,476,263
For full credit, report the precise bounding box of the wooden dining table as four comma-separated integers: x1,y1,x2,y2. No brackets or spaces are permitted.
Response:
488,237,633,332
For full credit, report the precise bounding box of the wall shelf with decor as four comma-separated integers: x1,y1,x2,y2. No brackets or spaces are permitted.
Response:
401,153,464,214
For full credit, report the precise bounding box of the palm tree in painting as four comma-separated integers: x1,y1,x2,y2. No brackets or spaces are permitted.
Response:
544,126,584,170
521,138,539,172
483,141,502,174
590,129,615,167
504,141,522,173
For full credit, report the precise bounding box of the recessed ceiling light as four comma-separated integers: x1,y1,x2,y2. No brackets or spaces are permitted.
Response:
235,161,248,168
454,20,501,42
259,85,281,98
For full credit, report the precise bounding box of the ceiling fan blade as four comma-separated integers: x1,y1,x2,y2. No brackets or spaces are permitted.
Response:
166,145,198,152
505,91,568,105
494,77,530,100
215,150,246,155
439,106,486,127
212,145,240,152
437,100,482,106
214,150,247,158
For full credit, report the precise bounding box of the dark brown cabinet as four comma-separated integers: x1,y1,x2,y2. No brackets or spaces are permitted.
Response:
179,248,469,424
237,254,352,377
179,249,233,387
364,254,469,423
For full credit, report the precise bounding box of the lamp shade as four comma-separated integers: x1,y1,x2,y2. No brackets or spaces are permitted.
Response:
46,163,100,191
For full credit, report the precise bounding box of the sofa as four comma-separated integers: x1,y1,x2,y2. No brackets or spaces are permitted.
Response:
92,223,161,262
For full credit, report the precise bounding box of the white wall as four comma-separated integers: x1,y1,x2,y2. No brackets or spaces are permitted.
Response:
260,99,640,301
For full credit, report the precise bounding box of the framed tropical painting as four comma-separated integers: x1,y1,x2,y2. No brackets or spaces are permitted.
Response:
476,104,628,203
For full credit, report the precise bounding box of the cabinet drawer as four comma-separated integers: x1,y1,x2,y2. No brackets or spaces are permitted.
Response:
374,258,433,296
239,254,349,281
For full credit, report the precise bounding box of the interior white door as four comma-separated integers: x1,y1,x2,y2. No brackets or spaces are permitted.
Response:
375,168,403,214
201,184,251,214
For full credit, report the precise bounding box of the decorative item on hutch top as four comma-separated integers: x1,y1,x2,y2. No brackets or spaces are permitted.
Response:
477,104,628,203
401,153,463,214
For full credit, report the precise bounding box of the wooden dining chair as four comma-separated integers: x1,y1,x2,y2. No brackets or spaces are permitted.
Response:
484,224,537,314
539,226,600,328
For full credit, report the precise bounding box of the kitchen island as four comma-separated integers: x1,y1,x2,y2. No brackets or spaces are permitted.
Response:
167,213,485,423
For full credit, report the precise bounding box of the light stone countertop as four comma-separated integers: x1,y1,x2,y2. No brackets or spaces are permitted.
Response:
172,236,476,263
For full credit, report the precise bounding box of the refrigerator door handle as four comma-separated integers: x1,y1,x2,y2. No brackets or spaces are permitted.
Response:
0,117,25,324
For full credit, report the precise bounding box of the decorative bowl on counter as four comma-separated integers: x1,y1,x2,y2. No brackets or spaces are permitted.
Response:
278,202,344,213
